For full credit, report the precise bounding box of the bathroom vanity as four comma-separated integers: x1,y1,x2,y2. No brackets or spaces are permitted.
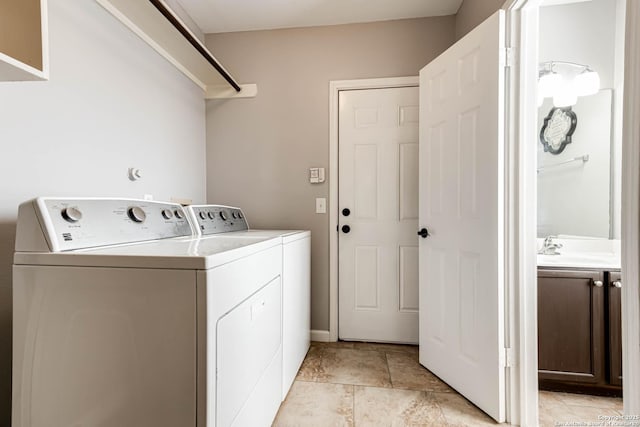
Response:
537,241,622,396
537,268,621,395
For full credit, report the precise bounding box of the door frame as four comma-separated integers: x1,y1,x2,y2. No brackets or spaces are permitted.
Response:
620,1,640,415
507,0,640,423
502,1,542,424
327,77,419,342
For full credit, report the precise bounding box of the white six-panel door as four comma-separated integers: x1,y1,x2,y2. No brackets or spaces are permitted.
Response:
339,86,420,343
418,11,506,422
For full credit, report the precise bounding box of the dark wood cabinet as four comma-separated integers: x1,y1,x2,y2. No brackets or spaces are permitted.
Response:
537,269,605,385
608,271,623,387
537,268,621,395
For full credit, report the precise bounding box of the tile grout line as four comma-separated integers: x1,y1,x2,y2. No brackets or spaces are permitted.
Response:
384,351,394,389
352,384,356,427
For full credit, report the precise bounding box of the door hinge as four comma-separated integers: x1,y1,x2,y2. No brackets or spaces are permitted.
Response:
504,347,515,368
504,47,515,68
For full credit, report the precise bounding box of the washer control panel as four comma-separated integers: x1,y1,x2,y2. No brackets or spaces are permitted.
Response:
186,205,248,235
16,197,193,252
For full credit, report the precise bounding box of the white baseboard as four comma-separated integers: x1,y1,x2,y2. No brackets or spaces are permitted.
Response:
310,329,332,342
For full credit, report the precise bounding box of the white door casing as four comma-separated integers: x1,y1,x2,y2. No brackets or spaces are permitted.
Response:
338,86,420,343
621,0,640,416
419,10,507,423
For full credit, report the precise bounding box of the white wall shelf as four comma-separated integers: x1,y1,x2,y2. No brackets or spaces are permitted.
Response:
95,0,256,99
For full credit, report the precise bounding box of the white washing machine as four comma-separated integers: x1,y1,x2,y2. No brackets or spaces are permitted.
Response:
13,197,284,427
185,204,310,399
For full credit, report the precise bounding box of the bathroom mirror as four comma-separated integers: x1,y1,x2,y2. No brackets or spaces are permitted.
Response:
537,89,612,238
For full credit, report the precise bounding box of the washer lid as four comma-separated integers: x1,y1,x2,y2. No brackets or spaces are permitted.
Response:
14,235,281,270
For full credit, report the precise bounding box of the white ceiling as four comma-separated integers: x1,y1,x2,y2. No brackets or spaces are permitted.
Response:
176,0,464,34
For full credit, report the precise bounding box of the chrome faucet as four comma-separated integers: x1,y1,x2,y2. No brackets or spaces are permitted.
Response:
539,235,563,255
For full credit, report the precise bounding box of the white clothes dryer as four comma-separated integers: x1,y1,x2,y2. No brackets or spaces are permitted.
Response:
13,197,283,427
185,204,310,400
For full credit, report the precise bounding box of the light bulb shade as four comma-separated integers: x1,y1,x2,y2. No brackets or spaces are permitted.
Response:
573,70,600,96
538,72,562,98
553,84,577,107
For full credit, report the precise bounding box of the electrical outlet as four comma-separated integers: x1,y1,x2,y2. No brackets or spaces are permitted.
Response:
316,198,326,214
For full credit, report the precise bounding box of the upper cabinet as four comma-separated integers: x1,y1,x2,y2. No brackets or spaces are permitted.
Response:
95,0,256,99
0,0,49,81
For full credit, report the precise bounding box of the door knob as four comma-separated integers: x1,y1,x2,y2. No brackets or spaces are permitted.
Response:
417,228,430,238
342,208,351,217
342,225,351,233
612,280,622,288
593,280,603,287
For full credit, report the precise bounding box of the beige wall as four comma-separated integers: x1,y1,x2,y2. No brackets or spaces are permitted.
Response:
205,17,455,332
455,0,505,40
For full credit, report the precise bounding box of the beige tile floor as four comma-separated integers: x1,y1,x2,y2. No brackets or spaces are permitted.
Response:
273,341,624,426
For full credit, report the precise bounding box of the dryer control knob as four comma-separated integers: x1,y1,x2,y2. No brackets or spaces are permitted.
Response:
161,209,173,220
199,211,207,220
174,209,185,219
208,212,216,220
61,207,83,223
219,211,228,221
128,206,146,223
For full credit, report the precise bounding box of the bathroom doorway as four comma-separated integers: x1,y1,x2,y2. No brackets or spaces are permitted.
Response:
536,0,624,408
534,0,626,422
502,0,640,424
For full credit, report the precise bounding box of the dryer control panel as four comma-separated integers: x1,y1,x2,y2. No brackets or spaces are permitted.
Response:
15,198,193,252
186,205,248,235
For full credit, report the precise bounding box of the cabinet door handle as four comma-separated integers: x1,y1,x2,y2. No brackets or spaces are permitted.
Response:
593,280,603,287
612,280,622,288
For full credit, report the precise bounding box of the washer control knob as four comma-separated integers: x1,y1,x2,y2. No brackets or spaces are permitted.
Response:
161,209,173,220
128,206,146,223
232,212,238,219
61,207,83,223
219,211,228,221
238,212,243,219
199,211,207,220
208,211,216,220
174,209,185,219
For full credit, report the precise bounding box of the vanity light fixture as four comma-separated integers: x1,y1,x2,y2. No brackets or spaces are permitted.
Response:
553,85,578,108
573,68,600,96
538,61,600,107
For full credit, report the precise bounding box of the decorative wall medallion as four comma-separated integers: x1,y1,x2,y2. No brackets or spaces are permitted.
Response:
539,107,578,155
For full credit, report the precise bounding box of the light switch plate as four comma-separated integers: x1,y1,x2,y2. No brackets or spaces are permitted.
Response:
309,167,326,184
316,198,326,214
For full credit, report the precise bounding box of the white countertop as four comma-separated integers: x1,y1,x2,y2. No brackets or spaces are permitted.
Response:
536,237,621,270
